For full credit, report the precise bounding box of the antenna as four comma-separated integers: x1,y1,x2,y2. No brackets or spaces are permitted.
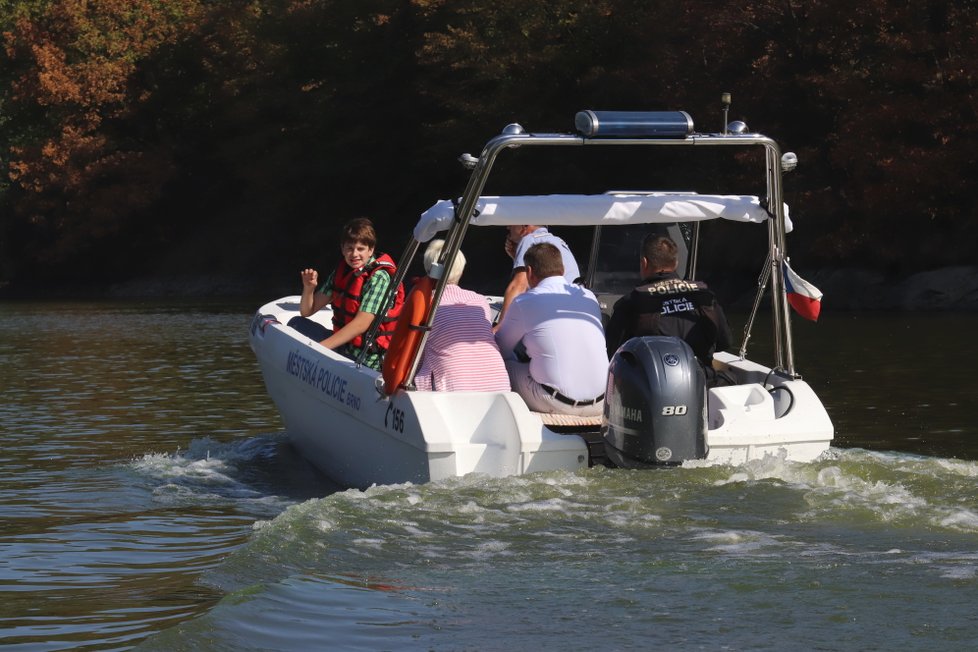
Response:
721,92,731,135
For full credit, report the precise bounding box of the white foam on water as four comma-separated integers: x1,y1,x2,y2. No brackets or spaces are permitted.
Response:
937,508,978,531
456,500,491,518
935,457,978,476
879,550,978,583
693,447,978,533
401,524,431,537
504,497,576,514
602,511,663,529
351,538,390,551
458,540,514,562
128,436,293,513
132,436,262,478
690,528,792,556
313,518,337,532
938,564,978,580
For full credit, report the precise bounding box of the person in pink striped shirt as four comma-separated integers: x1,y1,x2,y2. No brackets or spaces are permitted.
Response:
413,240,511,393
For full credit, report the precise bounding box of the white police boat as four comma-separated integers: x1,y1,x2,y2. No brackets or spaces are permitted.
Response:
249,106,834,489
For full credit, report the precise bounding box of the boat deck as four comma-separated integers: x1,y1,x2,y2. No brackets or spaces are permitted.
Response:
535,412,603,427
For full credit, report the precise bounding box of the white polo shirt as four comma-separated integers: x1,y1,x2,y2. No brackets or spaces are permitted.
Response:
495,275,608,402
512,227,581,283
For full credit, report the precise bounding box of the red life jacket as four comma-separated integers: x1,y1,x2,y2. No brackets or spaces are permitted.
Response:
330,253,404,351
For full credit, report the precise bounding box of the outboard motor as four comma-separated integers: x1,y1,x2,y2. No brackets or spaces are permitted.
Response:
602,336,708,467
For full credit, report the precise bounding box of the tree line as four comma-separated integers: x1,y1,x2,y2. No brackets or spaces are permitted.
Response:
2,0,976,295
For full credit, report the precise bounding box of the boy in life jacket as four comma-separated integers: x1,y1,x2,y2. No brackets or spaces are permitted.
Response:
292,217,404,370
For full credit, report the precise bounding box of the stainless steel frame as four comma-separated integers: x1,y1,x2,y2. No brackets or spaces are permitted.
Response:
362,118,799,388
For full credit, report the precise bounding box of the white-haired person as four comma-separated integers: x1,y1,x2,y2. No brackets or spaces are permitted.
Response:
413,240,511,392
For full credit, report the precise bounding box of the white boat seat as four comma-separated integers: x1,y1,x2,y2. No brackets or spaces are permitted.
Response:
534,412,603,427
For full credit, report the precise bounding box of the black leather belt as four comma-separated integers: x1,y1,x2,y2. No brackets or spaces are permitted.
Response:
540,384,604,407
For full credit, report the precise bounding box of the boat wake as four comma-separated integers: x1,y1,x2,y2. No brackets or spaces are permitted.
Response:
208,447,978,574
702,447,978,534
128,434,340,517
137,446,978,652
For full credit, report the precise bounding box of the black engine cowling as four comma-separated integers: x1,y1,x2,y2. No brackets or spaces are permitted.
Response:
602,336,708,467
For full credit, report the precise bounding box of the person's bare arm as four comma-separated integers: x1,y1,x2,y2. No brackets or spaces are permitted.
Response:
494,268,529,331
319,311,374,349
299,268,331,317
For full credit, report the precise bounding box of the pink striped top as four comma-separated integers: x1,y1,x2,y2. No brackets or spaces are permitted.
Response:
413,284,511,392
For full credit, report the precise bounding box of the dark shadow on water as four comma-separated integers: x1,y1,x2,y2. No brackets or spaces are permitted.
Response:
230,436,345,500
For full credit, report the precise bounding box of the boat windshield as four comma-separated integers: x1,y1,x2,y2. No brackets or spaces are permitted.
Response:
588,222,694,296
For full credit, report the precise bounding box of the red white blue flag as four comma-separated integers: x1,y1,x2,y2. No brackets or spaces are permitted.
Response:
783,261,823,321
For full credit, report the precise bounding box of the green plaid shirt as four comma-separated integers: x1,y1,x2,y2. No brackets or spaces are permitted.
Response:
320,258,393,370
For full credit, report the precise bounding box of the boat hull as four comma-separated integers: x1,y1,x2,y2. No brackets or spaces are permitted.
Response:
705,352,834,464
249,297,588,489
250,297,833,488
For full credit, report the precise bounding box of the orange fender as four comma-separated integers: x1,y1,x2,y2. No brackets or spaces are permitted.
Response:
382,276,435,395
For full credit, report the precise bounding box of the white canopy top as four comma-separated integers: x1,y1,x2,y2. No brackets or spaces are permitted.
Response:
414,193,791,242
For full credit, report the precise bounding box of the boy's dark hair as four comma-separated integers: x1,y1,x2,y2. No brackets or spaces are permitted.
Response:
341,218,377,248
524,242,564,279
641,234,678,271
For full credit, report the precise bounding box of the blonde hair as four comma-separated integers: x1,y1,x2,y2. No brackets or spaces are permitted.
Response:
423,239,466,285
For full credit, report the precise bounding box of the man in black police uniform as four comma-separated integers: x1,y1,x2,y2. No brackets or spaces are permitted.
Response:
605,234,732,383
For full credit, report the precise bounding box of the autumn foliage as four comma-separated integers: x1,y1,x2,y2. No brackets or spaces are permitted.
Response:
1,0,976,291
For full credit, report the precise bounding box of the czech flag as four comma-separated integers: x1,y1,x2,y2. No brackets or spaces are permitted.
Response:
783,261,823,321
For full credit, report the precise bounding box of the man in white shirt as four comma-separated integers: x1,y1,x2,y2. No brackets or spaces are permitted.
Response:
495,242,608,416
496,224,581,328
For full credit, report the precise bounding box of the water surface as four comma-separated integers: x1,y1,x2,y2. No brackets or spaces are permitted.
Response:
1,302,976,650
